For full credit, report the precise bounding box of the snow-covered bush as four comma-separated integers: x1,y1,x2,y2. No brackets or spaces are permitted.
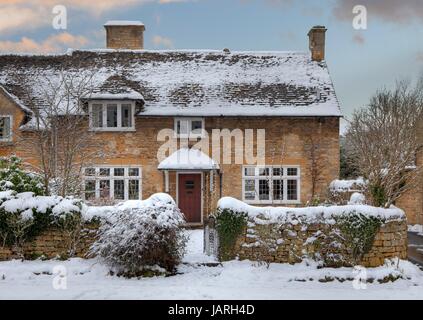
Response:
90,193,187,277
348,192,366,205
0,156,44,195
0,191,84,257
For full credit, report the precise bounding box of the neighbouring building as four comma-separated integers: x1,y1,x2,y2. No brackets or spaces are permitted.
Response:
0,22,343,225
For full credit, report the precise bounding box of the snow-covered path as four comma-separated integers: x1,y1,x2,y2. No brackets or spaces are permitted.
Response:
0,230,423,300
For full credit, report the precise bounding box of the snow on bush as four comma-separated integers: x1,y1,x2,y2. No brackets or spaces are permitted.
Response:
329,177,366,192
90,193,188,277
0,191,84,255
348,192,366,205
0,156,44,195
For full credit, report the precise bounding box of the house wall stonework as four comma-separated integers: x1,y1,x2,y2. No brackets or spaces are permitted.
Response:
0,91,26,157
0,113,340,217
396,151,423,225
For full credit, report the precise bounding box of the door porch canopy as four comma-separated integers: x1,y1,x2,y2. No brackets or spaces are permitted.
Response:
158,148,219,171
158,148,219,194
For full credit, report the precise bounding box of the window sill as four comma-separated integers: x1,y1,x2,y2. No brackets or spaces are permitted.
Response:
244,200,302,205
89,128,136,132
0,140,13,145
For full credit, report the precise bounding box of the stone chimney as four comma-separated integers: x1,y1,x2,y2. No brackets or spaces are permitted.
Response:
104,20,145,50
308,26,327,62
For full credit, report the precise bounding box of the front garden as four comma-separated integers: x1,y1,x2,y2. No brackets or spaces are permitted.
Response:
1,156,423,299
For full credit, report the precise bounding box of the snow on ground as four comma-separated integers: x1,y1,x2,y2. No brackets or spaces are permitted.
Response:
409,224,423,235
1,230,423,300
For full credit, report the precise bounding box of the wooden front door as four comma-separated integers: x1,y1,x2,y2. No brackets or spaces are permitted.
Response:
178,174,202,223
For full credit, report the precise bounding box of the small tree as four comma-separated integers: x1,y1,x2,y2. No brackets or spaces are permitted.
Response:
14,69,106,197
346,79,423,207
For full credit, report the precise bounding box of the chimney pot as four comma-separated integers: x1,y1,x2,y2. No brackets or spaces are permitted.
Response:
308,25,327,62
104,20,145,50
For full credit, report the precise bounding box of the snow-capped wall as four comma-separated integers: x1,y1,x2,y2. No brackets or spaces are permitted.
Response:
212,197,407,267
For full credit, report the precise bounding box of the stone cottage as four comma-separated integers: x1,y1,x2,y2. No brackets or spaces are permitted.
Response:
0,22,342,225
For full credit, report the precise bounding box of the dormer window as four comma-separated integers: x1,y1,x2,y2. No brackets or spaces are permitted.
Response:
89,101,135,131
174,117,205,138
0,115,12,142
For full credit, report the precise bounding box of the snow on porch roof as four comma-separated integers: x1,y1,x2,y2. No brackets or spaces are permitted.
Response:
158,148,220,170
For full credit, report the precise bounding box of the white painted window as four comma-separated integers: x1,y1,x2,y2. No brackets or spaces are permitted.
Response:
174,117,205,138
242,166,300,204
83,166,142,201
0,115,12,142
89,101,135,131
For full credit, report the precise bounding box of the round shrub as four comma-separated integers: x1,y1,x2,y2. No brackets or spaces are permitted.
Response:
90,194,187,277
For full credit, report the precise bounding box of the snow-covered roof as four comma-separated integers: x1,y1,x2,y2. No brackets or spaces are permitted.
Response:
0,85,32,115
0,49,342,118
158,148,219,170
104,20,144,27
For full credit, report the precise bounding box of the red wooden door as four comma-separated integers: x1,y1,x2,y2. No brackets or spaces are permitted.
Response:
178,174,202,223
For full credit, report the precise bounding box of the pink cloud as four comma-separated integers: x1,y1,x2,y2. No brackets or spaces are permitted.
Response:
0,32,89,54
152,35,174,48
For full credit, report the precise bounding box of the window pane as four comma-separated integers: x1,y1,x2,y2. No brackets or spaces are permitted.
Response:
244,167,255,176
114,180,125,200
259,168,269,176
176,120,188,135
273,168,283,176
85,168,95,176
191,120,203,135
259,179,270,200
84,180,96,200
128,168,139,176
99,180,110,199
244,179,255,200
0,117,11,140
114,168,124,176
287,168,298,176
128,180,139,200
121,104,132,127
92,104,103,128
287,180,298,200
99,168,110,176
273,180,283,200
107,104,118,127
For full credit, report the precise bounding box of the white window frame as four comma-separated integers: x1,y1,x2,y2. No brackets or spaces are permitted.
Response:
88,101,136,132
174,117,205,138
242,165,301,205
82,166,142,201
0,115,12,142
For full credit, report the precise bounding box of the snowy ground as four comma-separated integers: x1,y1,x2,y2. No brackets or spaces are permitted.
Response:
1,230,423,300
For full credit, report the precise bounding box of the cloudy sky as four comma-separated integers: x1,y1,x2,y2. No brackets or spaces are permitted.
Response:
1,0,423,124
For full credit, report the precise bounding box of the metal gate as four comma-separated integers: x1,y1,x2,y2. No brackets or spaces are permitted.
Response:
204,216,219,257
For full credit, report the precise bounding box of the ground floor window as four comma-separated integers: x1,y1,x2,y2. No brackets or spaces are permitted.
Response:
242,165,300,204
83,166,142,202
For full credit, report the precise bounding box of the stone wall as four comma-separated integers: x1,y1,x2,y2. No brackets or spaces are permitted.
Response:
230,217,407,268
0,223,98,261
